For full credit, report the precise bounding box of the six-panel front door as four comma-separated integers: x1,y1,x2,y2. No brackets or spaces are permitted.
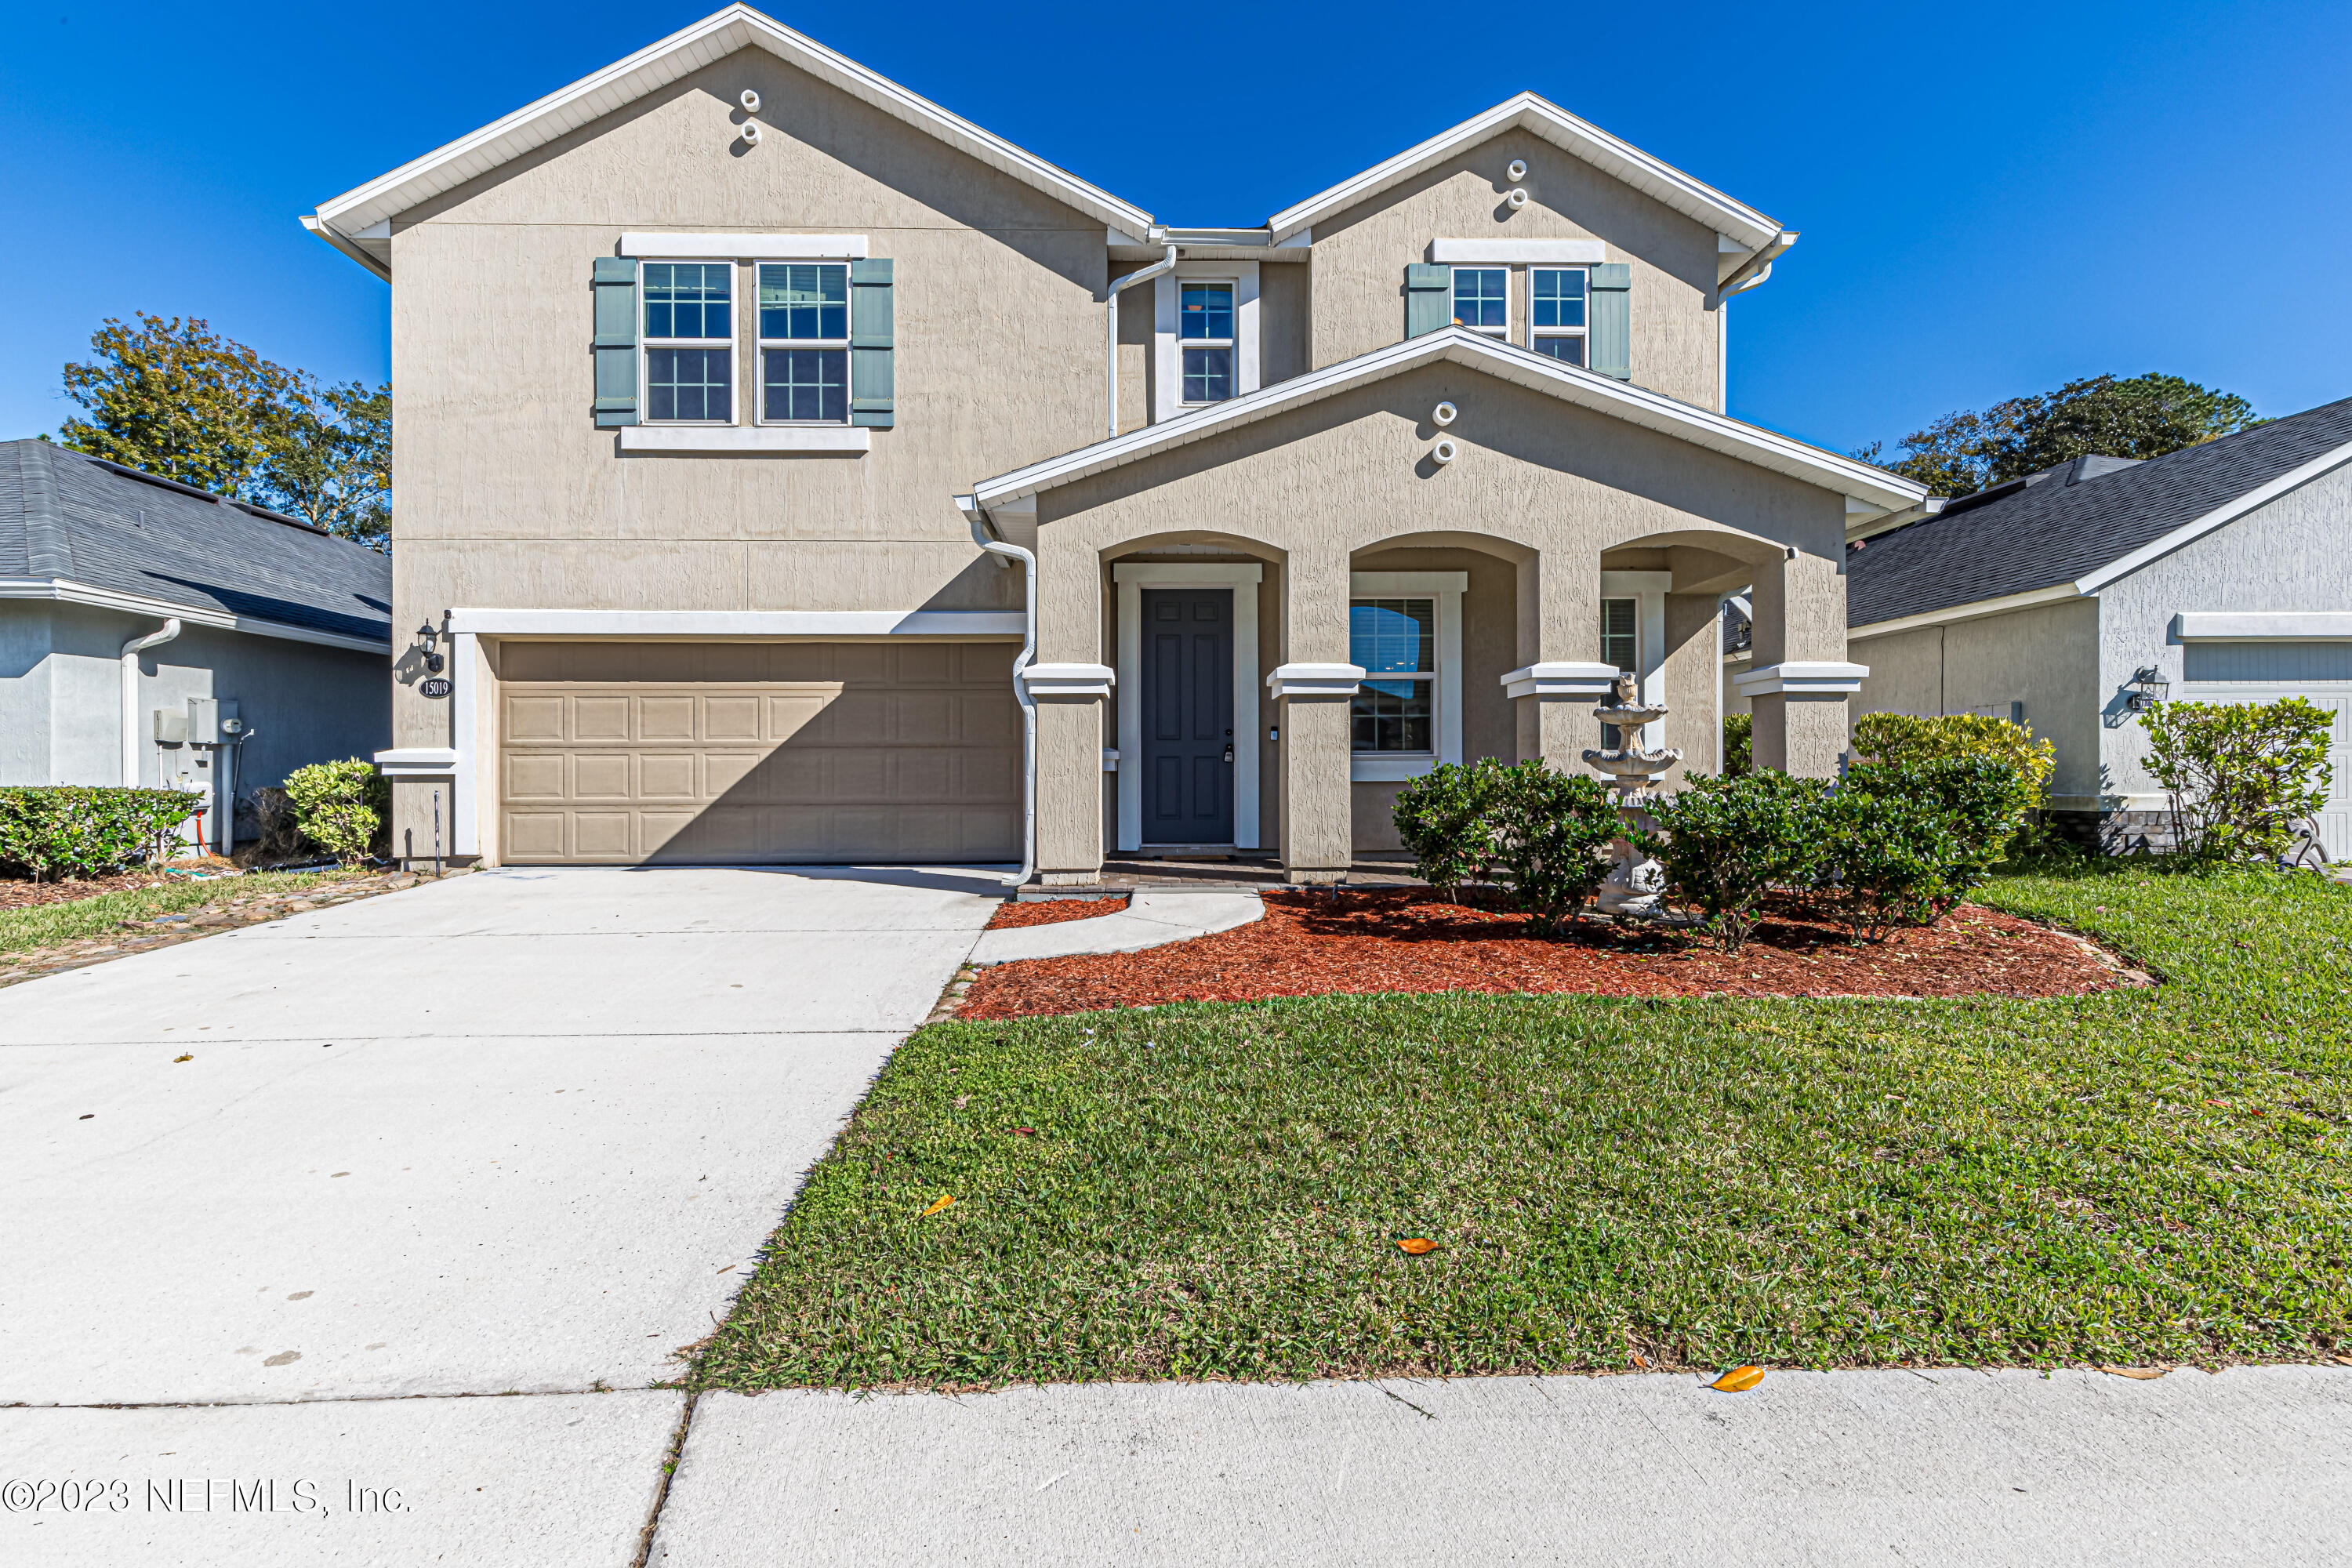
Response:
1139,587,1235,845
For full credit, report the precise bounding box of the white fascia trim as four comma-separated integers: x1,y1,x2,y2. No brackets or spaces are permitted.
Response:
1266,93,1779,249
1429,238,1606,264
1846,493,1948,544
442,608,1025,638
1267,662,1364,699
1733,660,1868,696
621,232,866,258
1114,562,1261,850
309,5,1152,254
1501,661,1617,699
1021,662,1116,697
299,215,393,281
619,425,870,453
1847,583,2084,642
2173,612,2352,642
0,578,391,655
975,328,1927,513
2073,437,2352,593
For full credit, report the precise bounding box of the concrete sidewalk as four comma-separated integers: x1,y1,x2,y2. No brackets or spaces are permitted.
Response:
644,1367,2352,1566
0,865,1006,1566
967,890,1262,964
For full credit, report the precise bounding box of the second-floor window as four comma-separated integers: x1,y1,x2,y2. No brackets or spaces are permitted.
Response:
644,262,733,423
758,263,850,424
1531,269,1588,365
1180,282,1235,404
1351,598,1436,753
1452,267,1508,338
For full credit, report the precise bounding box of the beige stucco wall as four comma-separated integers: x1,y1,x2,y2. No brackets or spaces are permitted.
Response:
1849,597,2103,800
1025,361,1846,875
384,47,1113,759
1305,128,1725,409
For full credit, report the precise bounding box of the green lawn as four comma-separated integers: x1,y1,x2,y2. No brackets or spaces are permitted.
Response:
0,869,369,956
697,866,2352,1390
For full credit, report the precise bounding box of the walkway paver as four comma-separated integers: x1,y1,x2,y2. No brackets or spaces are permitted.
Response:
968,890,1261,965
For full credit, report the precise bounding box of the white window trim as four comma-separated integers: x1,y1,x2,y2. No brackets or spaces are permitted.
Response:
1430,238,1606,264
1528,266,1589,362
619,426,869,453
1602,569,1671,751
1348,571,1465,782
1450,266,1511,341
754,260,853,428
1112,562,1262,851
640,258,739,427
1152,261,1260,423
621,232,867,259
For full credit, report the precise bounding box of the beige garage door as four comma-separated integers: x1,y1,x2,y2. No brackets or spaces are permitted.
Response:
497,641,1021,865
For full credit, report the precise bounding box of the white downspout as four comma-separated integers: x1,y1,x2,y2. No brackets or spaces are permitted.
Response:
119,619,180,786
961,496,1036,888
1107,244,1178,437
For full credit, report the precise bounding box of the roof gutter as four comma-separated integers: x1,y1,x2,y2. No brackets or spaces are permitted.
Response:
299,215,391,283
1107,244,1178,437
1719,230,1798,299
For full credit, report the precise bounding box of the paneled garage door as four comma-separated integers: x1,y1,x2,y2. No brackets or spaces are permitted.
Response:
497,641,1021,865
2182,641,2352,860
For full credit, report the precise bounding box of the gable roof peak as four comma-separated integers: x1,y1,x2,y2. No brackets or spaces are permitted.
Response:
1265,91,1784,252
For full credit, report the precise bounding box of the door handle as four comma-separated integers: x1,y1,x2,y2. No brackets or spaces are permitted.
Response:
1222,744,1235,764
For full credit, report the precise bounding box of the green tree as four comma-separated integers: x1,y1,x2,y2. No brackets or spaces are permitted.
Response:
1857,373,2261,498
57,314,390,550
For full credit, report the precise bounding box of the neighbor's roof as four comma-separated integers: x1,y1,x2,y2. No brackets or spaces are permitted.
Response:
1267,93,1786,254
971,326,1928,515
0,441,393,651
1846,397,2352,630
305,5,1152,279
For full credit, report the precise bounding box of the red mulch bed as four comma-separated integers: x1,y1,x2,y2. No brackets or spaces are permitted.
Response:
959,888,2128,1019
986,896,1130,931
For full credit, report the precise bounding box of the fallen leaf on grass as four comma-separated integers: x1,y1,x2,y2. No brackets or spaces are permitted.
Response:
1396,1237,1439,1255
2100,1366,2166,1380
1011,1127,1037,1137
920,1194,956,1218
1710,1366,1766,1392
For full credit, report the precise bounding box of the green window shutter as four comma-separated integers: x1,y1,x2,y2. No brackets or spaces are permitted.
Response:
1405,263,1452,338
592,256,638,427
1588,262,1631,380
849,257,894,428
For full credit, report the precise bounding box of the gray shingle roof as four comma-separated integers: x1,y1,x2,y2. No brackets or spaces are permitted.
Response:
0,440,391,646
1846,396,2352,627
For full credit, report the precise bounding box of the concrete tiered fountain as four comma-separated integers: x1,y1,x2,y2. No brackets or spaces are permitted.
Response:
1582,673,1683,918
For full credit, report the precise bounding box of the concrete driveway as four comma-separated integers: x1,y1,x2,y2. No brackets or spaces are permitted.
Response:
0,865,1005,1566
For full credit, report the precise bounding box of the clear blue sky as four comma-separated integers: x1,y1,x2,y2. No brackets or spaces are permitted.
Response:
3,0,2345,457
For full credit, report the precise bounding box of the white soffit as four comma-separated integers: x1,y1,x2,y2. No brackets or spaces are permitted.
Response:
972,327,1928,514
1429,238,1606,264
1266,93,1780,250
307,5,1152,270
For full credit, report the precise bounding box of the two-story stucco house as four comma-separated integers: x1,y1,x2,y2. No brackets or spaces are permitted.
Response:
306,4,1928,884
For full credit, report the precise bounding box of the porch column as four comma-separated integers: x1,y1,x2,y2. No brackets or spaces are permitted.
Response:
1504,546,1612,770
1029,531,1109,885
1736,548,1864,776
1269,544,1355,884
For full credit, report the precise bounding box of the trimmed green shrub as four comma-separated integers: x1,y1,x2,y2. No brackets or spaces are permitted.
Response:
0,786,204,881
282,759,389,864
1638,771,1824,953
1721,713,1752,778
2140,697,2333,865
1489,761,1622,933
1391,758,1506,900
1814,757,2039,939
1851,711,2056,801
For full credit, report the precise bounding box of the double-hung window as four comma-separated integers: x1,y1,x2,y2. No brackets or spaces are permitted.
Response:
643,263,733,423
1350,598,1436,753
1179,282,1236,404
757,263,850,424
1451,267,1508,338
1530,269,1588,365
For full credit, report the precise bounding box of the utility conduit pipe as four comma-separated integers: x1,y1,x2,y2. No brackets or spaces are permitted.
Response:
1106,245,1178,438
961,497,1036,888
119,619,180,786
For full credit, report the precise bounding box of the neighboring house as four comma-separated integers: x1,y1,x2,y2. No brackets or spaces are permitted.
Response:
1834,397,2352,854
0,440,394,851
304,3,1929,882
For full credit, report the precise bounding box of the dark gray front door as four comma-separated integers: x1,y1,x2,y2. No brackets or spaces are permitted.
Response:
1140,587,1234,845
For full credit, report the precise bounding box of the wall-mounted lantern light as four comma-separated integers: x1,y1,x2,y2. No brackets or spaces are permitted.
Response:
2125,665,2169,711
417,622,445,674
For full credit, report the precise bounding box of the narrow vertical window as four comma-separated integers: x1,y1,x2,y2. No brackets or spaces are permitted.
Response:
1530,269,1588,365
1349,598,1436,753
1600,596,1639,747
757,263,850,424
1180,282,1235,404
643,262,734,423
1451,268,1508,337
